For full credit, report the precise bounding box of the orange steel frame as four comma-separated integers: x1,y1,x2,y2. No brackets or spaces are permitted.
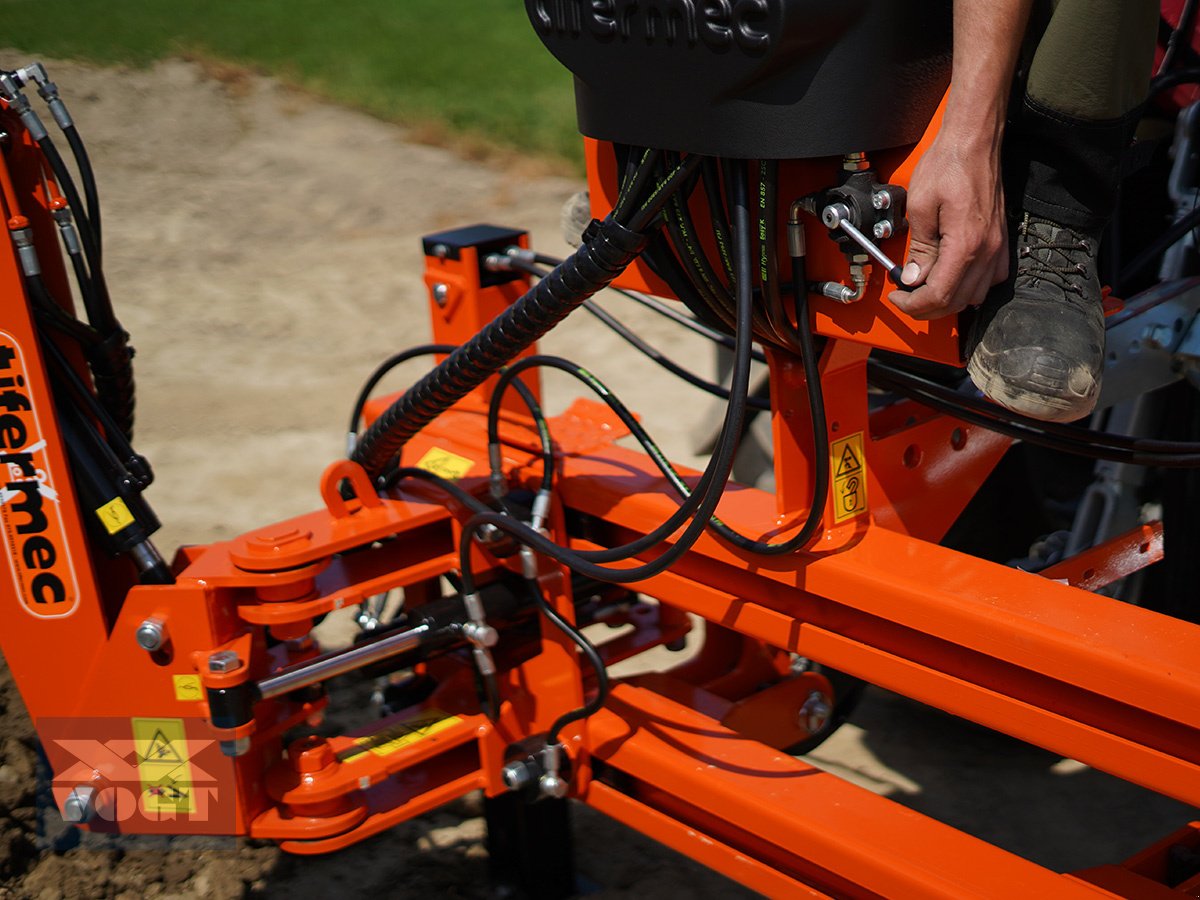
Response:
1,98,1199,898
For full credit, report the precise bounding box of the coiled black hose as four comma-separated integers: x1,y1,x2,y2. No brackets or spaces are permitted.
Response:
351,216,649,481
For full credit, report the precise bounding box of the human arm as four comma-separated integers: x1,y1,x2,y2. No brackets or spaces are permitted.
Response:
887,0,1033,319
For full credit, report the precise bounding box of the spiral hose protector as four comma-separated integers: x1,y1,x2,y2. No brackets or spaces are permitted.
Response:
351,217,648,480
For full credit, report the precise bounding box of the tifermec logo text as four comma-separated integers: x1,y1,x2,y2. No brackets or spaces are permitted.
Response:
0,333,78,618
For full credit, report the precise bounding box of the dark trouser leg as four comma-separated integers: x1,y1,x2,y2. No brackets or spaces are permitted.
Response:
1004,0,1159,231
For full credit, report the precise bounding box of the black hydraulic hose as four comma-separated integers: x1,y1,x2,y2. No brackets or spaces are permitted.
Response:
36,135,113,332
508,257,769,410
350,216,650,481
607,255,827,555
529,579,610,746
611,285,766,362
64,125,100,254
38,134,134,437
489,355,722,563
663,152,729,318
1118,203,1200,290
580,299,771,410
642,231,736,333
612,148,657,225
1160,0,1200,76
701,157,736,286
64,242,106,331
348,344,457,446
524,249,765,362
628,154,704,231
26,275,100,346
384,466,493,511
453,162,755,591
484,367,554,494
488,353,723,564
1149,66,1200,99
707,256,828,553
868,359,1200,466
757,159,791,348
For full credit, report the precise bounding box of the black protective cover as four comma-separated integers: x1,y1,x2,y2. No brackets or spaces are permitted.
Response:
527,0,953,159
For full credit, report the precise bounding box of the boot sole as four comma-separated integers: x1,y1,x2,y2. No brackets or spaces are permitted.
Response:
966,347,1098,424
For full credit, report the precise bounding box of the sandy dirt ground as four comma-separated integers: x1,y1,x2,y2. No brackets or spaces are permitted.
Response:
0,56,1194,898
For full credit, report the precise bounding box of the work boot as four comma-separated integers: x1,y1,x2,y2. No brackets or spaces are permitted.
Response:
966,213,1105,423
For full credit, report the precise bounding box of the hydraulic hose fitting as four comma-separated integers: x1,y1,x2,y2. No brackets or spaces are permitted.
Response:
483,252,514,273
50,206,82,257
0,76,48,143
815,280,861,304
538,743,569,799
9,222,40,278
461,590,501,711
529,489,551,534
488,443,506,500
17,63,72,131
787,200,808,260
520,544,539,581
504,246,538,265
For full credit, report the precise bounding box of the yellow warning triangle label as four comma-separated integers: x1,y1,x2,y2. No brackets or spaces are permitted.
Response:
143,729,183,764
836,444,861,477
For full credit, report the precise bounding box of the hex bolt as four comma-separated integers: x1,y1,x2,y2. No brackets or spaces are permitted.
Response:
873,221,893,240
871,190,891,211
208,650,242,673
501,760,533,792
432,283,449,306
135,617,168,652
800,690,832,733
62,785,96,824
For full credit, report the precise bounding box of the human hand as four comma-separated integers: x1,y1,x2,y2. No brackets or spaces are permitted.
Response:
887,135,1009,320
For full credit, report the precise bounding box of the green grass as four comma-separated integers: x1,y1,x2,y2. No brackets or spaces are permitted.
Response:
0,0,581,166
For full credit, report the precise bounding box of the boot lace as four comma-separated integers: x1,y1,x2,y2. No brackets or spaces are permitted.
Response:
1016,214,1093,295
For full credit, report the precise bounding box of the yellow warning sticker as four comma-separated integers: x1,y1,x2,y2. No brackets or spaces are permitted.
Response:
172,674,203,702
132,717,196,814
96,497,135,535
830,432,868,523
348,709,463,759
415,447,474,482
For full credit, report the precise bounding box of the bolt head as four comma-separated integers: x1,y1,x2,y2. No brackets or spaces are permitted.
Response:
208,650,242,674
501,760,533,792
62,785,96,824
873,221,893,240
432,283,449,306
871,190,891,210
135,617,167,652
431,243,449,260
800,690,832,733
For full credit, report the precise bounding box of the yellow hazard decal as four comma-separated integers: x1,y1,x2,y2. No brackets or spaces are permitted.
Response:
830,432,867,523
172,674,203,702
415,447,474,481
132,717,196,813
96,497,135,535
348,709,462,759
